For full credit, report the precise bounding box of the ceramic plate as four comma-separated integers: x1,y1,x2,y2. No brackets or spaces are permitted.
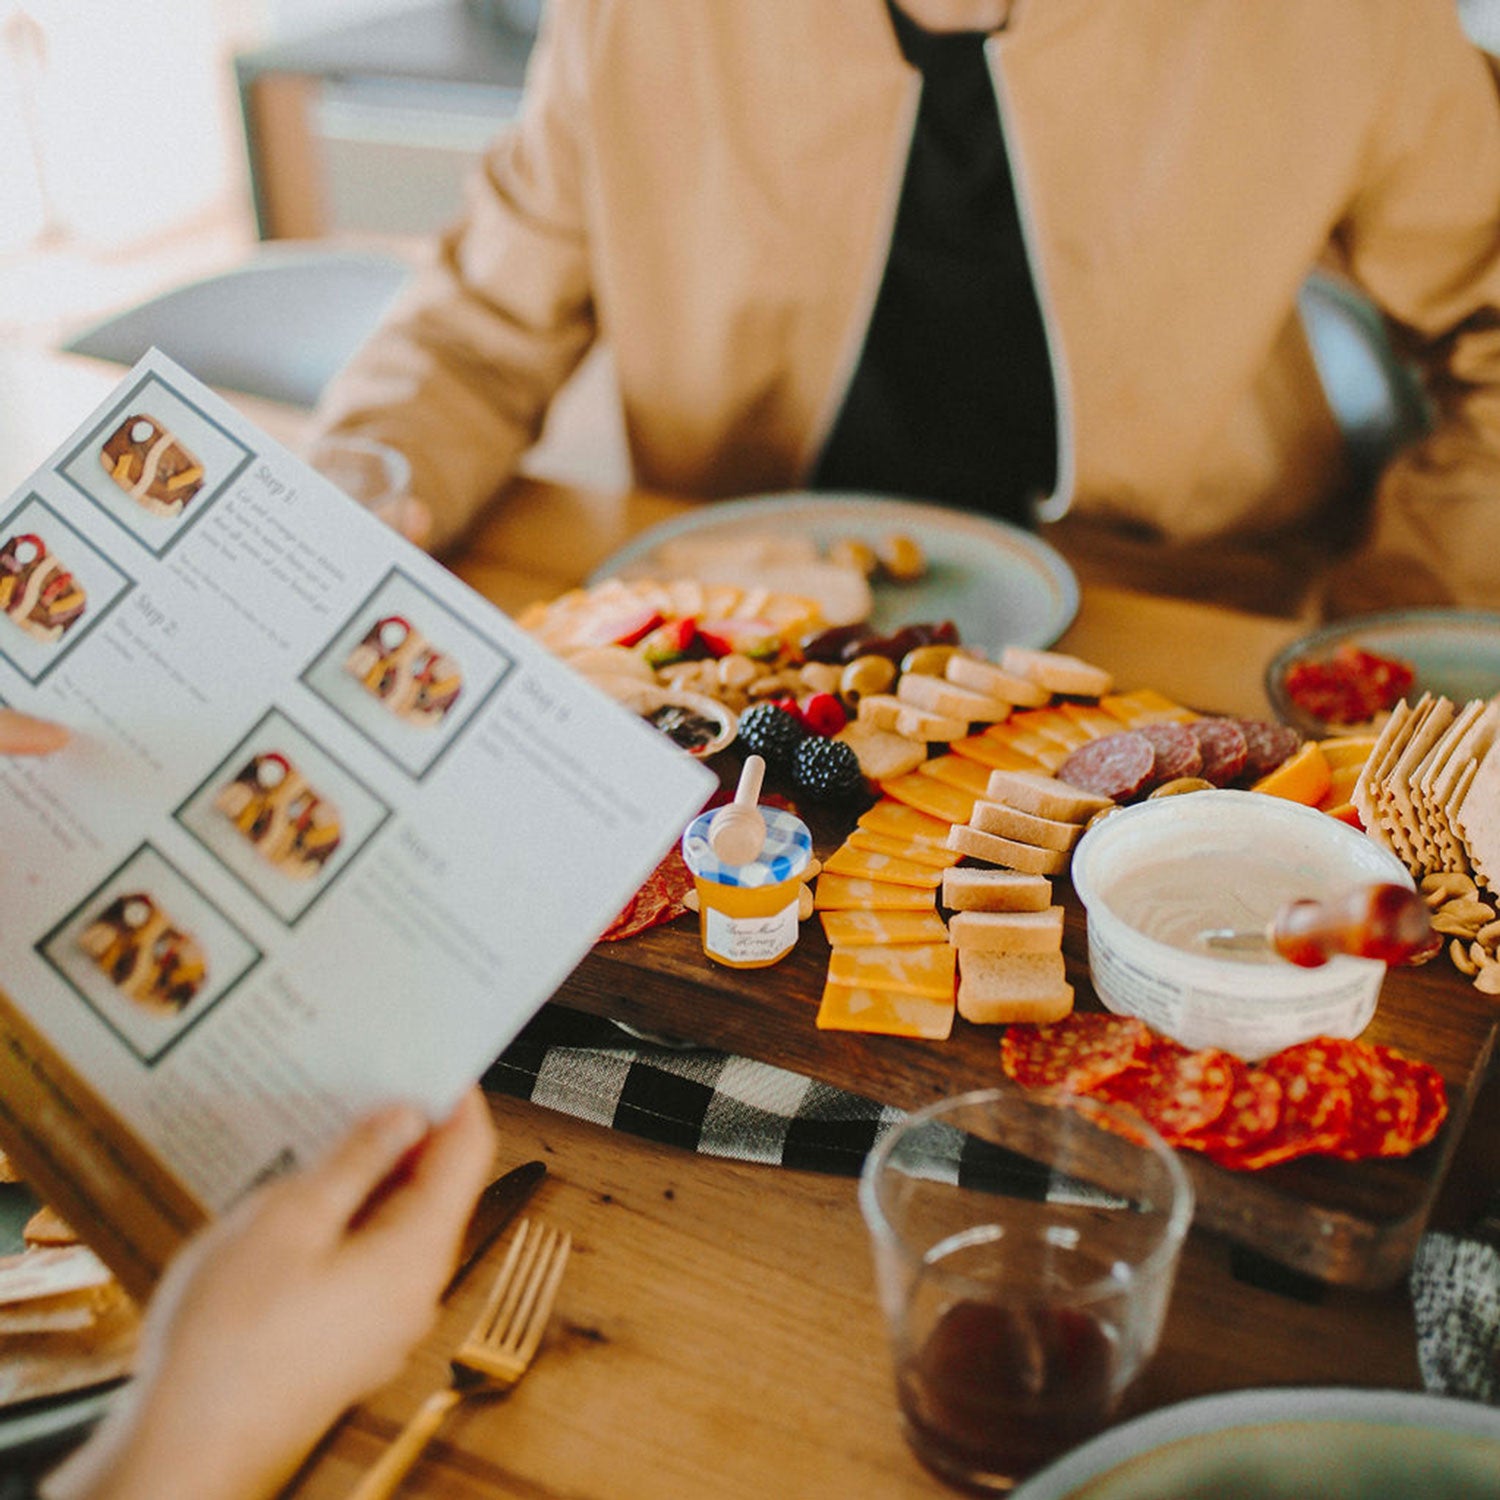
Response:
1265,608,1500,737
588,493,1079,654
0,1184,121,1466
1011,1387,1500,1500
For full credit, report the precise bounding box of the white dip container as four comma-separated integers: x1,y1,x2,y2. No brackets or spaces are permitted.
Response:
1070,790,1414,1061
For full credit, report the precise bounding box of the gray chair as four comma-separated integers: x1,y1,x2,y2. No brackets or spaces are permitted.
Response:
1297,269,1432,490
61,244,413,407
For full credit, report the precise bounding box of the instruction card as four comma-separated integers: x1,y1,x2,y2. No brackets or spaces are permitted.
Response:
0,351,714,1294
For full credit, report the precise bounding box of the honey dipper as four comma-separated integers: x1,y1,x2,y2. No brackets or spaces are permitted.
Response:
708,754,767,865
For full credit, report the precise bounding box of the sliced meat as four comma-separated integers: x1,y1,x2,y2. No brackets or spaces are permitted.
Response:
1137,721,1204,788
1188,717,1249,787
1238,718,1302,782
1057,731,1156,802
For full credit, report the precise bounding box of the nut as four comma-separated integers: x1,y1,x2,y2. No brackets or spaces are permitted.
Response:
878,532,927,582
1452,937,1480,976
1421,872,1477,907
826,536,878,576
1474,963,1500,996
798,661,844,694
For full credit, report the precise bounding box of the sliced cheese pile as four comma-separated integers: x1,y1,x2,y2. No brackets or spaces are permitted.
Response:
811,650,1181,1037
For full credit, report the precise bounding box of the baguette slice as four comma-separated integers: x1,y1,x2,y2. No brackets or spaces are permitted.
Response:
896,672,1010,724
946,823,1071,875
948,907,1065,953
941,868,1053,912
999,647,1113,698
944,653,1052,707
957,950,1074,1025
984,768,1113,824
969,799,1084,853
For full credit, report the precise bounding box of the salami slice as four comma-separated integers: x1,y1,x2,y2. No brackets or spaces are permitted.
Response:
1187,1057,1282,1162
1187,717,1249,787
1331,1043,1421,1160
1237,718,1302,782
1218,1040,1354,1169
600,845,695,940
1057,732,1156,803
1137,722,1204,787
1094,1039,1236,1144
1373,1045,1448,1152
1000,1013,1152,1092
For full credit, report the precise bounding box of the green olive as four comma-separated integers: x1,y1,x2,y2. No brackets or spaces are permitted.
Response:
1147,777,1216,798
900,643,959,677
840,654,897,700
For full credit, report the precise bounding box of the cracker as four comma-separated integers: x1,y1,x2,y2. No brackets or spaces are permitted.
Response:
1353,697,1413,847
1375,696,1444,863
1455,738,1500,892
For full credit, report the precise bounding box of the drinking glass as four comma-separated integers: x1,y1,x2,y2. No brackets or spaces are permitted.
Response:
859,1085,1193,1493
304,435,426,545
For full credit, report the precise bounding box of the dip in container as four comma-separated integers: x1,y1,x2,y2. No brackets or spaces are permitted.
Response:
1070,791,1413,1060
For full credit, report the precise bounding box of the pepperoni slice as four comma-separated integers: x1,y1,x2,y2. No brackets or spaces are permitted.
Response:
1000,1013,1152,1092
1137,722,1204,788
1237,718,1302,782
1187,717,1249,787
1094,1039,1236,1144
1057,732,1156,802
1186,1057,1283,1162
1372,1046,1448,1152
1331,1043,1421,1160
1218,1041,1354,1169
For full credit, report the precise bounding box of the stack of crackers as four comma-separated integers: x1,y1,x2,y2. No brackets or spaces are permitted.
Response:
1353,694,1500,993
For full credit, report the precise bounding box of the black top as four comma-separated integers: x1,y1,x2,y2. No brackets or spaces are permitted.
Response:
811,1,1057,523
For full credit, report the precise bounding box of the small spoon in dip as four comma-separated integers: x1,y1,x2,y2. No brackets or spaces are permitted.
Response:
1199,882,1436,968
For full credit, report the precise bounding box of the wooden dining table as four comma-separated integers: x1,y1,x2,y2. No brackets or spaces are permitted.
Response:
5,349,1498,1498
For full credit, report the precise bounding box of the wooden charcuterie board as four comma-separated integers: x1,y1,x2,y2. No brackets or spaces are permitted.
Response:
550,807,1498,1290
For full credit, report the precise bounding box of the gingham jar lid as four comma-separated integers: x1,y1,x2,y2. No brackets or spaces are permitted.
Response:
681,805,813,888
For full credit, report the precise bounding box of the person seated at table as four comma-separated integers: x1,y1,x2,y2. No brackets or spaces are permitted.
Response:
309,0,1500,617
0,712,499,1500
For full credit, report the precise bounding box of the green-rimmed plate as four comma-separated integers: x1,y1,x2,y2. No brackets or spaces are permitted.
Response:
588,492,1079,654
1265,608,1500,737
1011,1387,1500,1500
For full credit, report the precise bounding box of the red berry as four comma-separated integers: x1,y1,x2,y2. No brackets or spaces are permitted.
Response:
799,691,847,737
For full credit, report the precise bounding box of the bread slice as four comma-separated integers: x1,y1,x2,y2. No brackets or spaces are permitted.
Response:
984,768,1112,823
999,647,1113,698
945,823,1071,875
957,950,1074,1025
969,799,1083,853
941,868,1053,911
895,707,970,743
896,672,1010,724
943,653,1052,707
947,907,1065,952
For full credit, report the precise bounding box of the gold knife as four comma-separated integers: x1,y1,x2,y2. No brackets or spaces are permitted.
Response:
443,1159,546,1301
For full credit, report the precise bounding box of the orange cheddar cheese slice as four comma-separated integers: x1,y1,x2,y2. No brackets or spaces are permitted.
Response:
857,797,955,847
1099,689,1197,727
1007,706,1094,753
827,942,956,999
878,772,976,825
819,908,951,946
918,754,994,797
813,873,937,911
816,981,955,1040
846,829,962,868
984,723,1069,772
950,728,1048,772
1058,701,1122,739
822,845,944,889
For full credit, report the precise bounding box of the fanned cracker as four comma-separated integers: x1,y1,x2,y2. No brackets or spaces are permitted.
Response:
1455,738,1500,892
1408,699,1479,871
1383,697,1453,866
1371,697,1437,863
1354,697,1414,851
1424,701,1496,870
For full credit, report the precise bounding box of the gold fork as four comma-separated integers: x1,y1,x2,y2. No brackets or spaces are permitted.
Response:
349,1218,572,1500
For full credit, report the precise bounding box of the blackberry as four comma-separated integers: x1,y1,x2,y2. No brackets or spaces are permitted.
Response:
737,702,807,770
791,735,864,801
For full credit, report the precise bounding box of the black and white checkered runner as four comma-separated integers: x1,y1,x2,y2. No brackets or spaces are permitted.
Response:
484,1006,905,1176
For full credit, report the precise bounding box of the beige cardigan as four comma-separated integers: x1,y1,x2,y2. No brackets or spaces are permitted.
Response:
314,0,1500,609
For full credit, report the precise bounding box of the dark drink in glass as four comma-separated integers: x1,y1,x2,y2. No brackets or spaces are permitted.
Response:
896,1298,1120,1492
